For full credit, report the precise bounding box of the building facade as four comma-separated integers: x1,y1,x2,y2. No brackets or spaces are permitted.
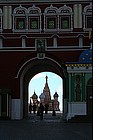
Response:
0,0,92,121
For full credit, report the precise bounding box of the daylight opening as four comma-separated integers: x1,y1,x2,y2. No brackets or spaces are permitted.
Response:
28,72,63,115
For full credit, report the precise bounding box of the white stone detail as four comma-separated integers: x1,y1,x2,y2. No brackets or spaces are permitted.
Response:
74,4,82,28
66,102,86,120
67,66,92,73
11,99,22,120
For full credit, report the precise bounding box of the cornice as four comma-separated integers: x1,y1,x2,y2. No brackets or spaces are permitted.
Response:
0,0,92,4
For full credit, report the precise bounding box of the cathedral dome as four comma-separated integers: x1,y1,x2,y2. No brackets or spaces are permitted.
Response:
39,93,45,99
79,49,92,64
31,91,38,100
53,91,59,98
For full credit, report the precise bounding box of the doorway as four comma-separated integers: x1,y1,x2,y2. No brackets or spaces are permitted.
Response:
19,57,68,120
28,72,63,122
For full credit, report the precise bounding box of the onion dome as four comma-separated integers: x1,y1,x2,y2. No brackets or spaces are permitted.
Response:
79,49,92,64
31,91,38,100
53,91,59,98
39,93,45,99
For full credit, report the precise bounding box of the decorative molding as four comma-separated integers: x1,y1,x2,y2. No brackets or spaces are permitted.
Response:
15,56,61,78
44,5,58,14
65,64,92,67
13,5,42,32
44,4,73,32
58,4,72,14
83,3,92,13
27,4,42,15
0,0,92,2
83,3,92,31
13,5,27,15
35,38,46,52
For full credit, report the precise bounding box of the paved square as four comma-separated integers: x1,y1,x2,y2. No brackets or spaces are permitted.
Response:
0,113,93,140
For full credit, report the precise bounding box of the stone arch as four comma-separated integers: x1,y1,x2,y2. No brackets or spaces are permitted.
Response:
13,5,27,14
44,4,58,14
18,56,68,119
27,4,41,15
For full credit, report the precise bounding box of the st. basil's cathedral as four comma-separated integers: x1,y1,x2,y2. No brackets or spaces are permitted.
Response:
31,75,60,111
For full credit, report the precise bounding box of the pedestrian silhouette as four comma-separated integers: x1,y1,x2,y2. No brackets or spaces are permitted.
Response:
33,104,37,114
52,110,56,116
39,103,44,120
29,104,32,114
45,104,49,114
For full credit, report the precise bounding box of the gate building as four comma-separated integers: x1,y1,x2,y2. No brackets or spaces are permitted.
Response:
0,0,92,122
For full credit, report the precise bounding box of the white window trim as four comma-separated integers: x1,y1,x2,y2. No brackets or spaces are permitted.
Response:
58,5,73,31
28,16,40,32
13,5,42,33
27,4,42,32
12,5,27,32
59,15,71,31
44,4,73,32
83,3,92,31
44,5,58,32
14,16,27,32
45,16,57,31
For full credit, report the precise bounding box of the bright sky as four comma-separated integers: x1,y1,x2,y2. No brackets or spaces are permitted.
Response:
28,72,63,111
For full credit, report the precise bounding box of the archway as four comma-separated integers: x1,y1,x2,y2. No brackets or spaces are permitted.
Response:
19,56,68,119
28,72,63,114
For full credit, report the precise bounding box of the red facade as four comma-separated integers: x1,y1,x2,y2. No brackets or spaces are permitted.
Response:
0,0,92,120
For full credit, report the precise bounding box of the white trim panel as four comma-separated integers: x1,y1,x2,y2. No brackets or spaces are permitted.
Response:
66,102,86,120
11,99,22,120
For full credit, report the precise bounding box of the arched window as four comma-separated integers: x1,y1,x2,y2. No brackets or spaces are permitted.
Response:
13,5,41,32
27,4,42,32
58,5,73,31
12,5,27,32
83,3,92,31
44,5,58,32
0,8,2,32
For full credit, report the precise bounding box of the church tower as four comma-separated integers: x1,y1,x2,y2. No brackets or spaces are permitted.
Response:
43,76,51,104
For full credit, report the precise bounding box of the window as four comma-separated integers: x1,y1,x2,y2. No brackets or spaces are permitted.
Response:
58,5,73,31
44,5,58,32
16,18,25,29
30,18,39,29
13,5,41,32
61,17,70,29
86,16,92,28
47,17,56,29
83,3,92,31
13,5,27,32
27,5,41,32
44,4,73,32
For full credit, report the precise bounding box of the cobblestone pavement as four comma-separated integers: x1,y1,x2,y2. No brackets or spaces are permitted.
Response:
0,112,93,140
